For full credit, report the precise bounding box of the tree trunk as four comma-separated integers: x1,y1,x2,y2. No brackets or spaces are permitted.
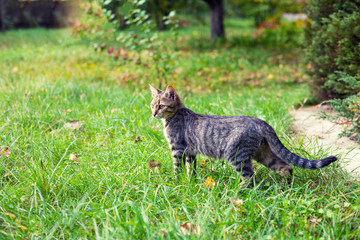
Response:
204,0,225,40
119,15,126,30
0,0,5,33
153,0,166,31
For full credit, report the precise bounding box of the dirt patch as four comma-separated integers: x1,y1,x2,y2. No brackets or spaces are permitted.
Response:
290,106,360,177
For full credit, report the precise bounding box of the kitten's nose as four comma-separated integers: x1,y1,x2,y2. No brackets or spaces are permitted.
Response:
152,110,158,117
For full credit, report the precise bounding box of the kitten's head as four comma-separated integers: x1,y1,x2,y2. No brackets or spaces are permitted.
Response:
149,85,184,119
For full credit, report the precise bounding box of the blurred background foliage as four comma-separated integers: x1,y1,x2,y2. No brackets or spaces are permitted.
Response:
1,0,359,138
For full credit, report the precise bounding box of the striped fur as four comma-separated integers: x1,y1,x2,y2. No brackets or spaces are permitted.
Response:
150,85,338,179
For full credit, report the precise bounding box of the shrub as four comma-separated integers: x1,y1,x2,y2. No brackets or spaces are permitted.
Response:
251,20,304,48
73,0,180,88
304,0,360,101
320,93,360,141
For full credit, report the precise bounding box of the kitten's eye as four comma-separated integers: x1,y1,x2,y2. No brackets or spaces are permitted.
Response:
158,105,165,109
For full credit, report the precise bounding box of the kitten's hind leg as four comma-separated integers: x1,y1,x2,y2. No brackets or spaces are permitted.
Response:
186,155,197,177
256,144,293,177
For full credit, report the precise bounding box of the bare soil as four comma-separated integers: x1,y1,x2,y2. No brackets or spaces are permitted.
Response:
290,106,360,177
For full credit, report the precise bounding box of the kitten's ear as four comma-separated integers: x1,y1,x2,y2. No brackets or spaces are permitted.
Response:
165,85,177,101
149,85,161,98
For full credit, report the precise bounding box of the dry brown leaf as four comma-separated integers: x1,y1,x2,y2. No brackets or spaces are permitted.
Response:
201,159,214,164
0,147,11,158
204,177,216,188
160,228,168,238
201,159,208,164
180,223,200,236
69,153,79,162
134,136,142,143
175,67,183,74
50,129,58,134
229,198,244,206
148,159,161,170
63,120,83,130
308,217,322,225
118,72,137,82
19,225,27,231
5,212,16,219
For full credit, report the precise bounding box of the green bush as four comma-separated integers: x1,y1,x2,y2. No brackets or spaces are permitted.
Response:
252,20,304,48
304,0,360,100
320,93,360,141
227,0,306,26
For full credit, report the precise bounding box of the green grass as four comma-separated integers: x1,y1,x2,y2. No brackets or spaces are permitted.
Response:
0,24,359,239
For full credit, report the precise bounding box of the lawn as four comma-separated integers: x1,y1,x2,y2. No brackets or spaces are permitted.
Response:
0,23,359,239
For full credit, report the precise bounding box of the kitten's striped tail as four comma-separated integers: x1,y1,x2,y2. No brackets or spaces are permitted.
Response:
264,125,337,169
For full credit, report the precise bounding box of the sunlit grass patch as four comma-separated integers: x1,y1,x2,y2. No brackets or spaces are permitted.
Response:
0,26,359,239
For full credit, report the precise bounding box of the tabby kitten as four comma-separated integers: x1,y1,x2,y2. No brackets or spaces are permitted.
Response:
150,85,337,179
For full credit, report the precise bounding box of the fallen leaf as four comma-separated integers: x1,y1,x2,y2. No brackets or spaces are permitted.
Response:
267,74,274,80
180,223,200,236
69,153,79,162
229,198,244,206
308,217,322,225
160,228,168,238
201,159,214,164
107,46,114,54
148,159,161,170
118,72,137,82
80,93,86,100
50,129,58,134
5,212,16,219
201,159,208,164
19,225,27,231
204,177,216,188
63,120,83,130
123,53,129,60
175,67,183,74
0,147,11,158
134,136,141,143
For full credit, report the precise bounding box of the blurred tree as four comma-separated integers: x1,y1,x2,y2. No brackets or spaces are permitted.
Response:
144,0,177,30
102,0,128,30
304,0,360,100
202,0,225,40
0,0,5,33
